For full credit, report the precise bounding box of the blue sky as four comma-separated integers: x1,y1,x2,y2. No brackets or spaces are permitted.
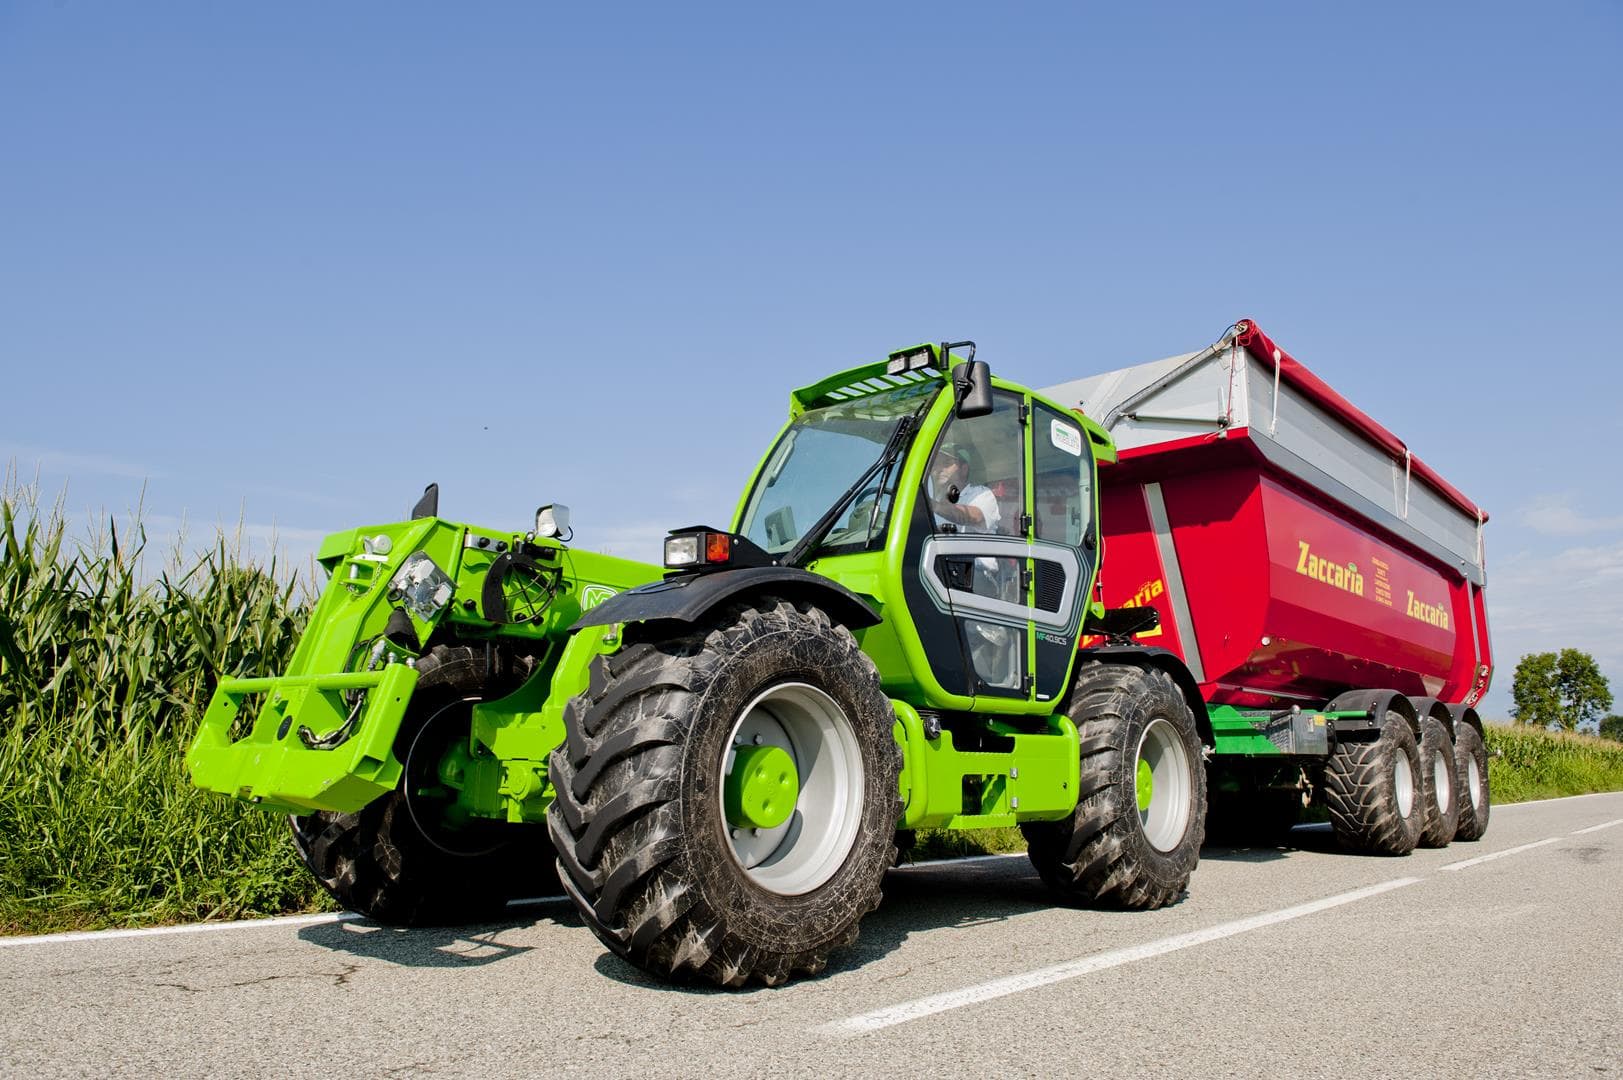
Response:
3,2,1619,720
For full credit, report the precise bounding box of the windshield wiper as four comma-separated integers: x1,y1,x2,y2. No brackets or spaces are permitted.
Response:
782,414,919,568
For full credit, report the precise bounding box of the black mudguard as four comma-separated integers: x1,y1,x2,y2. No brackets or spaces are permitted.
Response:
1077,644,1213,746
572,566,881,633
1406,696,1458,738
1324,688,1419,740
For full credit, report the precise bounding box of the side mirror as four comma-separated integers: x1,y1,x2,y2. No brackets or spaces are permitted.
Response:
535,504,571,538
955,360,994,419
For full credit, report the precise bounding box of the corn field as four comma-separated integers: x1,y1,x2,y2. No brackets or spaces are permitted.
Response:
0,487,333,935
1483,724,1623,804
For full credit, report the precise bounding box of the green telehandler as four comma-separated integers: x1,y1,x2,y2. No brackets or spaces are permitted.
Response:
191,344,1212,985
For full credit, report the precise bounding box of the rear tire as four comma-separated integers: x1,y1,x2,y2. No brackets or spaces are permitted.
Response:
1416,716,1460,848
1452,722,1491,841
290,646,557,925
1022,663,1205,909
547,599,900,987
1323,711,1424,855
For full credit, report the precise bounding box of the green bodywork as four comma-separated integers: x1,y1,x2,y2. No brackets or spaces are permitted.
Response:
190,345,1324,838
187,515,658,821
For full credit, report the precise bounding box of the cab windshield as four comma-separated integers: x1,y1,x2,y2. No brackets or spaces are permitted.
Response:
739,381,939,557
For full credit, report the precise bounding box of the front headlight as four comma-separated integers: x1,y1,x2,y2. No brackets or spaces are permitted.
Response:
664,534,701,567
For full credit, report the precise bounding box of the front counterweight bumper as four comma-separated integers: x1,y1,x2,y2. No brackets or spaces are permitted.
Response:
186,665,420,815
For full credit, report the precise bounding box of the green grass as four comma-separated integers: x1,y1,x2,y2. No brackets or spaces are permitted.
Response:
0,488,334,935
3,483,1623,936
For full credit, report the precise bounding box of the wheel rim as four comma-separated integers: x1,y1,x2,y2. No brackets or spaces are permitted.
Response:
402,696,506,858
1432,749,1452,814
721,682,865,895
1467,755,1484,812
1393,751,1415,819
1135,717,1192,852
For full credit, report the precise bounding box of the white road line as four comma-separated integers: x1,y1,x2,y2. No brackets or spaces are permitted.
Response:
1571,818,1623,835
1495,791,1622,809
0,894,570,950
1438,837,1564,872
0,911,362,949
820,877,1420,1035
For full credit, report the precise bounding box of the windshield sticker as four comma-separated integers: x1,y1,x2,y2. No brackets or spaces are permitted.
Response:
1050,418,1083,457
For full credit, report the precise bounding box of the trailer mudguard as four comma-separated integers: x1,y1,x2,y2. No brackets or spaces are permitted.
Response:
1451,704,1485,741
1324,688,1419,739
572,566,881,633
1406,696,1457,738
1077,644,1213,746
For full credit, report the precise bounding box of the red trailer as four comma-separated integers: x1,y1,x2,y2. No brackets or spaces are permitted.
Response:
1043,320,1492,851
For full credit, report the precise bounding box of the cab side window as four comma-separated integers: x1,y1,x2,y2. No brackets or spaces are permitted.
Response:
1033,405,1091,547
925,392,1025,538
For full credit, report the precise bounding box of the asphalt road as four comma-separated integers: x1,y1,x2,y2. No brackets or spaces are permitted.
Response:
5,792,1621,1079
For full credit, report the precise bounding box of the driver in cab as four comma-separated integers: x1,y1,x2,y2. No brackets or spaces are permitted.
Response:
928,443,1000,534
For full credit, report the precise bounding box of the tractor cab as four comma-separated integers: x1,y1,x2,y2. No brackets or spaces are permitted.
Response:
678,342,1115,715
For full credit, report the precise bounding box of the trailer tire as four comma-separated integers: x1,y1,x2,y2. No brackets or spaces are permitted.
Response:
547,598,900,987
1323,711,1424,856
289,646,558,926
1452,722,1491,842
1022,662,1205,909
1416,716,1460,848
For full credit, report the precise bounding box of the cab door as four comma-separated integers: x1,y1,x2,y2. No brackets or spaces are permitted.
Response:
904,389,1034,704
901,391,1096,707
1028,401,1095,703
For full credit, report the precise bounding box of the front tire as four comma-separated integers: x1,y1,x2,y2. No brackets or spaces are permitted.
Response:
547,599,901,987
290,646,557,925
1022,663,1206,909
1323,711,1424,855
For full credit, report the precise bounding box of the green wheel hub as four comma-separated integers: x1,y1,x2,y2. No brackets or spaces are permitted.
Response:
1136,757,1154,812
725,744,800,830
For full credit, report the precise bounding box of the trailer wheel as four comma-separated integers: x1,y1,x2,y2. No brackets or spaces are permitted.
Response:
1022,663,1205,909
1323,711,1424,856
1452,722,1491,842
290,646,557,925
1416,717,1460,848
547,598,900,987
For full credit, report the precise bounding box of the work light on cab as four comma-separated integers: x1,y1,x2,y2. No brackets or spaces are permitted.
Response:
885,344,938,376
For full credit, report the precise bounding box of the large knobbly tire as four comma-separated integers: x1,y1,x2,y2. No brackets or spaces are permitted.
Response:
1323,711,1424,855
547,598,901,988
290,645,558,925
1452,722,1491,841
1416,716,1460,848
1021,663,1205,909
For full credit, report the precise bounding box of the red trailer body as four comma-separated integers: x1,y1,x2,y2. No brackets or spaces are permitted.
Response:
1044,321,1492,712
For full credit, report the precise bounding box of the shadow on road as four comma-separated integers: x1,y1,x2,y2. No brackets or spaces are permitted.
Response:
582,854,1057,995
297,900,580,969
1199,822,1342,863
